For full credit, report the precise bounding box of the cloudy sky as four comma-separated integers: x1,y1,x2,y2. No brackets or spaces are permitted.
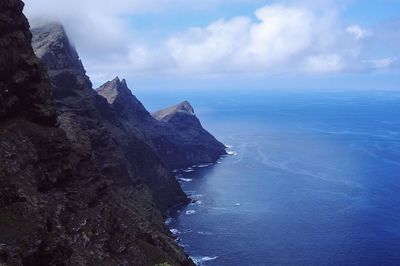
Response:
24,0,400,90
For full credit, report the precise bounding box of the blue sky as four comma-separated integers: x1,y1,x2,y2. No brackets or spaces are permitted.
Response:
25,0,400,91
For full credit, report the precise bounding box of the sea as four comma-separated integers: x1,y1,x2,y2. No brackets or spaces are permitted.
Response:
139,89,400,266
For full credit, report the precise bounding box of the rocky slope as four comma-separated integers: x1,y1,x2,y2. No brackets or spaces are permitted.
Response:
152,101,227,169
0,1,192,265
96,78,227,170
31,23,187,212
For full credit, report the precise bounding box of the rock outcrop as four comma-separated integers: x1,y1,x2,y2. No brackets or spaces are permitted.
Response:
152,101,227,168
97,78,227,170
0,1,192,265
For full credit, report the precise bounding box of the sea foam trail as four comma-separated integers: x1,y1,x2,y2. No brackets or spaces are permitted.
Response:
226,150,237,156
191,256,219,265
170,228,180,235
178,177,193,182
196,163,213,168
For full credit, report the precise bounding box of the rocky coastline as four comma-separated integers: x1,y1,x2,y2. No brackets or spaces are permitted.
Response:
0,1,226,265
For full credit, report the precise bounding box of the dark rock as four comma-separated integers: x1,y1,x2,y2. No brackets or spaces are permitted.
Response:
0,0,56,125
0,1,193,265
31,23,187,212
97,77,227,170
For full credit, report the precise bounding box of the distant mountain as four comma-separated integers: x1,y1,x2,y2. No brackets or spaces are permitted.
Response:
97,77,227,169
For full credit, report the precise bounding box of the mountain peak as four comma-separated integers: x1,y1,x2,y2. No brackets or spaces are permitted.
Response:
96,77,131,104
31,22,84,71
152,101,195,122
176,101,194,114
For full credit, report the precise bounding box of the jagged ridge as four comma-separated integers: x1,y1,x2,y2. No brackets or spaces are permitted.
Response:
96,77,227,170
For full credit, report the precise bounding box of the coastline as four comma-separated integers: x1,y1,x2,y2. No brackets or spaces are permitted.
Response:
164,145,237,265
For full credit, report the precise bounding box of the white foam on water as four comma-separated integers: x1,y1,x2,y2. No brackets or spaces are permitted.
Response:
186,210,196,215
196,163,213,168
190,256,219,265
226,150,237,156
202,256,218,261
183,169,195,173
235,203,241,206
189,194,204,201
164,217,173,225
178,178,193,182
225,144,233,148
170,228,180,235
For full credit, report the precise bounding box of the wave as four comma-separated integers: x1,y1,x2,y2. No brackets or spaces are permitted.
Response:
226,150,237,156
196,163,213,168
170,228,180,235
191,256,219,265
178,177,193,182
202,256,218,261
186,210,196,215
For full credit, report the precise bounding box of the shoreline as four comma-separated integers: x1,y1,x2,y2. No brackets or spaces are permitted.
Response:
164,145,237,265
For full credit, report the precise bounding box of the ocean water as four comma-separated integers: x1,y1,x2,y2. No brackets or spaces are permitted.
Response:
140,89,400,266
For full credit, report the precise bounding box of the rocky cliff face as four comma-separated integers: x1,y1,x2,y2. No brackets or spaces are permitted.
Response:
0,0,56,125
151,101,227,169
97,78,227,170
0,1,192,265
31,23,187,212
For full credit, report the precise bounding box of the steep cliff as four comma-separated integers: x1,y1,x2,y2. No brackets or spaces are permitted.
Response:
97,77,227,170
152,101,227,169
31,23,187,212
0,1,192,265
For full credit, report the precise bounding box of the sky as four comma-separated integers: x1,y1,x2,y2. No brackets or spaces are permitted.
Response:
24,0,400,91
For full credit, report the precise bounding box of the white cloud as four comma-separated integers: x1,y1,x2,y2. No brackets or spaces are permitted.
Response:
24,0,397,83
166,3,354,75
346,25,371,40
367,57,396,69
304,54,344,73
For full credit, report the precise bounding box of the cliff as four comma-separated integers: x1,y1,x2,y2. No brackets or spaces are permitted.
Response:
0,1,192,265
31,22,187,212
96,78,227,170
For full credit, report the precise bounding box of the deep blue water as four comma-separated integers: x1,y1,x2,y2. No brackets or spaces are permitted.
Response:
139,89,400,266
